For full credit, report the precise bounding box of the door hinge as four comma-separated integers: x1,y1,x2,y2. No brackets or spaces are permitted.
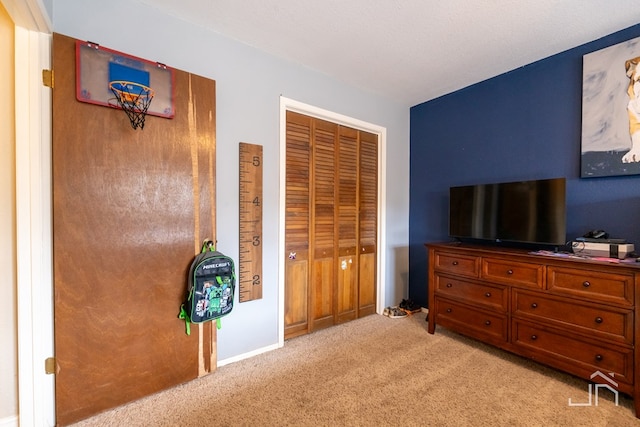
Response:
42,69,54,88
45,357,56,375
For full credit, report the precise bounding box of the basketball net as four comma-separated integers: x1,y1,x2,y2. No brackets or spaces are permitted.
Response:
109,81,155,130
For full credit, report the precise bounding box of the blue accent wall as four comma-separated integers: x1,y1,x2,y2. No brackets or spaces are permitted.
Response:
409,24,640,307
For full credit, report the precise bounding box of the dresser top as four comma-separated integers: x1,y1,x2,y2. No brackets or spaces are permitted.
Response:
426,241,640,273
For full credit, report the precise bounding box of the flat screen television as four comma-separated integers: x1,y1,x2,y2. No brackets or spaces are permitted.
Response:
449,177,566,248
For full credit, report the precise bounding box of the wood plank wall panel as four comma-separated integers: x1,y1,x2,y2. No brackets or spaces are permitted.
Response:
52,33,216,425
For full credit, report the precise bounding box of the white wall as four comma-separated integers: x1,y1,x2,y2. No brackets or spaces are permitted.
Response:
53,0,410,361
0,2,17,422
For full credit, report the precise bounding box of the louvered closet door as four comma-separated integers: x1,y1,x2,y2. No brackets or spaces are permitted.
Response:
310,119,338,331
285,111,379,339
284,111,311,338
336,126,358,323
358,131,378,316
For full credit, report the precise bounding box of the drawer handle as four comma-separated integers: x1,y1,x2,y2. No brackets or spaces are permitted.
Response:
583,281,591,288
507,269,513,275
595,354,603,362
446,283,453,288
484,320,491,326
531,303,538,309
446,308,452,313
452,261,458,266
531,335,537,340
485,292,492,298
595,317,603,324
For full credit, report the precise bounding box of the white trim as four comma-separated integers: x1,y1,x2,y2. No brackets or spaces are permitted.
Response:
2,0,51,32
217,343,281,367
278,96,387,346
14,24,54,427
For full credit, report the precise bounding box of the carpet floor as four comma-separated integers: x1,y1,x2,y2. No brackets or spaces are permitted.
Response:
71,313,639,426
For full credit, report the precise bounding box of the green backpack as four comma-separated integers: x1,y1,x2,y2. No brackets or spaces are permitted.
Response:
178,240,235,335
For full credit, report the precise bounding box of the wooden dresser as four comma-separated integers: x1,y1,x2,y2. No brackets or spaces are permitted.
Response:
426,242,640,417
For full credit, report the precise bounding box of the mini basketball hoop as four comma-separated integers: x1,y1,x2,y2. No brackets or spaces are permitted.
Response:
109,80,155,130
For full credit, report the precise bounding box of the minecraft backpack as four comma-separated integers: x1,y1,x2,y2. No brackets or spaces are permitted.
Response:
178,240,235,335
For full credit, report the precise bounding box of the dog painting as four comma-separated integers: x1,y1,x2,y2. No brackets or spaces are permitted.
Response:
581,36,640,177
622,56,640,163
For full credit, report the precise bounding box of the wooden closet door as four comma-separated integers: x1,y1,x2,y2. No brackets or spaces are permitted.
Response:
284,112,379,339
336,126,358,323
358,131,378,316
309,119,338,331
284,111,311,338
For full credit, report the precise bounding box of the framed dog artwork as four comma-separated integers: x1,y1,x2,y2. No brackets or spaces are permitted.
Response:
581,35,640,178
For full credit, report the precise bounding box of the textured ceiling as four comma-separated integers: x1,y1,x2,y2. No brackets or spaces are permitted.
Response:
137,0,640,106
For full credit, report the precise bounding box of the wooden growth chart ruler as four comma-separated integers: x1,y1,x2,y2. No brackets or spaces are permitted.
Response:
238,142,263,302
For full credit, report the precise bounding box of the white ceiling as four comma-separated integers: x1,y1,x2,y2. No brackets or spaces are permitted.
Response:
137,0,640,106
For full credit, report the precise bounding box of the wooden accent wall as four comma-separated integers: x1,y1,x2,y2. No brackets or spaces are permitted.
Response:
52,33,216,425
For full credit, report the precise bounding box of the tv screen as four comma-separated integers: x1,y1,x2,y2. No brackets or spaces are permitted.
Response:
449,177,566,247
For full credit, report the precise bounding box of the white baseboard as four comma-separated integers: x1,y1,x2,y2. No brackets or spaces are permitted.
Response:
0,415,18,427
217,342,282,367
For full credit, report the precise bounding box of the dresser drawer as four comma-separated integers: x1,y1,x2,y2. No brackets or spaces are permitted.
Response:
434,274,507,312
435,298,508,345
512,320,633,385
512,290,633,344
547,266,634,306
433,251,480,278
482,258,544,289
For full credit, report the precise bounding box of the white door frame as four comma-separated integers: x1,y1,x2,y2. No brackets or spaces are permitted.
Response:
278,96,387,345
3,0,54,425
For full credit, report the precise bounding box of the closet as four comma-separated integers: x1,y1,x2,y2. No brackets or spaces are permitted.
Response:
284,111,378,339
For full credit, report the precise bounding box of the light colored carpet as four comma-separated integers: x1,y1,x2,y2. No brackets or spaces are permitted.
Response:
71,313,639,426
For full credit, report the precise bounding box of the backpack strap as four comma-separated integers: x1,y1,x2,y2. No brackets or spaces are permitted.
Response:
201,239,215,253
178,304,191,335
